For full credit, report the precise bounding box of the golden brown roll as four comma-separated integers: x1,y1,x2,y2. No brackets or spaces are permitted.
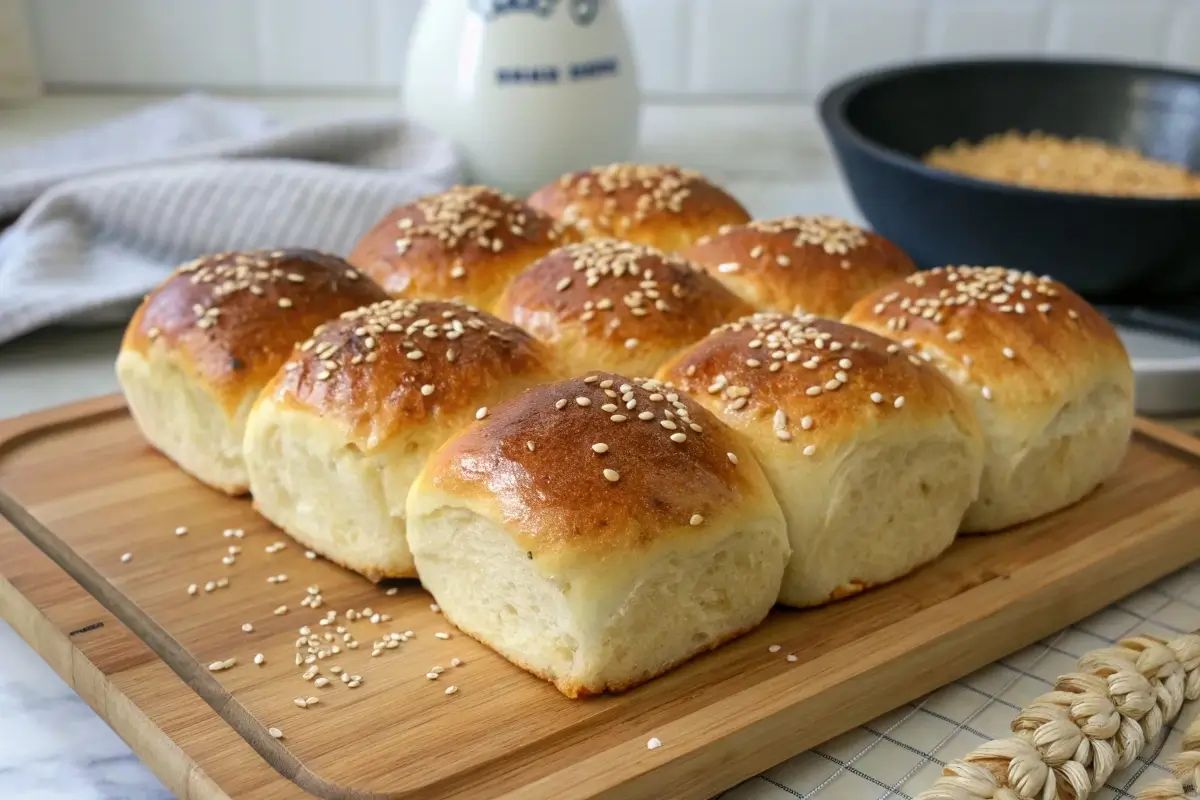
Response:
842,266,1134,532
657,313,984,607
527,163,751,253
116,249,389,495
346,185,580,312
495,238,754,377
405,372,789,697
242,299,563,580
681,216,916,318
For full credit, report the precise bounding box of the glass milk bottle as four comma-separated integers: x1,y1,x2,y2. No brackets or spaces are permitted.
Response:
403,0,641,196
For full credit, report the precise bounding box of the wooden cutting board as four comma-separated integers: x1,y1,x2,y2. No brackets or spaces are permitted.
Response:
3,395,1200,800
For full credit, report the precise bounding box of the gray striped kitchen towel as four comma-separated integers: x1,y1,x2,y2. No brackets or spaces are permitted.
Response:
0,93,463,346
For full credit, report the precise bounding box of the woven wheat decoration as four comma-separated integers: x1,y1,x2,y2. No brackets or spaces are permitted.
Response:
916,632,1200,800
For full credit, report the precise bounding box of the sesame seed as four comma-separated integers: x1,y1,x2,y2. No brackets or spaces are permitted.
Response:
800,415,813,430
603,468,620,482
449,265,466,279
556,398,568,410
435,632,451,640
120,552,133,563
242,623,254,633
576,396,592,407
893,396,905,409
476,406,488,420
805,386,821,397
174,526,188,536
786,654,798,662
727,452,739,465
268,727,284,739
768,645,781,653
444,685,460,695
451,658,463,667
420,384,435,396
610,414,628,422
647,738,663,750
254,653,265,665
870,392,884,404
407,350,424,360
802,445,817,457
592,443,609,453
315,677,331,688
981,386,993,401
625,338,639,350
670,432,687,443
277,298,293,309
1002,347,1015,359
689,514,704,526
426,672,440,680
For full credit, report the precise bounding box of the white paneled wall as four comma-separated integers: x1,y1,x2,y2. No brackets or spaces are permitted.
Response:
21,0,1200,99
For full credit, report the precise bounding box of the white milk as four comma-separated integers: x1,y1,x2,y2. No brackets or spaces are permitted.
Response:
403,0,641,196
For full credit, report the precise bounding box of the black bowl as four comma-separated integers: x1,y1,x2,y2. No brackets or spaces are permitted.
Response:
817,57,1200,303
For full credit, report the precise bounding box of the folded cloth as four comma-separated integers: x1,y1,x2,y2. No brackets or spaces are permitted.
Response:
0,93,463,346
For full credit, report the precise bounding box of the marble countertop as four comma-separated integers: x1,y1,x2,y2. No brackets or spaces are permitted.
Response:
0,92,859,800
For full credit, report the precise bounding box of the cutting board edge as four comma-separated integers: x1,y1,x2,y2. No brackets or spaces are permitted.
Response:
0,570,230,800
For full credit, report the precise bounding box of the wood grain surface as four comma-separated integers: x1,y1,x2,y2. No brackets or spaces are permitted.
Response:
2,395,1200,800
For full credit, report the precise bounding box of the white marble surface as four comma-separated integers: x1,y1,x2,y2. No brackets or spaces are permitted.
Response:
0,92,856,799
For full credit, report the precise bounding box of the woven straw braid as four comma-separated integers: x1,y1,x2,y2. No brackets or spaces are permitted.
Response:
917,633,1200,800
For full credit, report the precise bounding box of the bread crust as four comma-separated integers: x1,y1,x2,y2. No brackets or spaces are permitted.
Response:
419,372,778,558
682,216,916,317
259,299,564,451
120,248,389,414
527,163,750,253
347,185,579,312
495,239,754,376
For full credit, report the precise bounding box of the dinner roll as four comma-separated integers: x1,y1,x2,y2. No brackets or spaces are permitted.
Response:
527,163,751,253
243,299,563,580
682,216,916,318
406,373,789,697
346,185,579,313
657,314,984,607
842,266,1134,532
116,249,388,495
495,238,754,377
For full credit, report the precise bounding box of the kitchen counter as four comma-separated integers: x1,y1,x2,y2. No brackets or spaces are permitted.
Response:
1,92,1198,800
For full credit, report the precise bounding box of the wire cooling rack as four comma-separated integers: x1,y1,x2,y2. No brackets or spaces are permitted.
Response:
725,561,1200,800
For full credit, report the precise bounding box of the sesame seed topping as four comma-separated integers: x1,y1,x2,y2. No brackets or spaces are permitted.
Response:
768,645,781,653
241,623,254,633
277,297,293,309
1002,347,1015,359
802,445,817,457
670,432,687,443
689,514,704,526
268,727,284,739
120,552,133,563
727,452,738,465
476,406,488,420
174,526,188,536
893,396,905,409
421,384,435,396
981,386,994,401
603,468,620,482
526,440,536,451
592,443,609,453
647,737,663,750
576,396,592,407
444,685,459,695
